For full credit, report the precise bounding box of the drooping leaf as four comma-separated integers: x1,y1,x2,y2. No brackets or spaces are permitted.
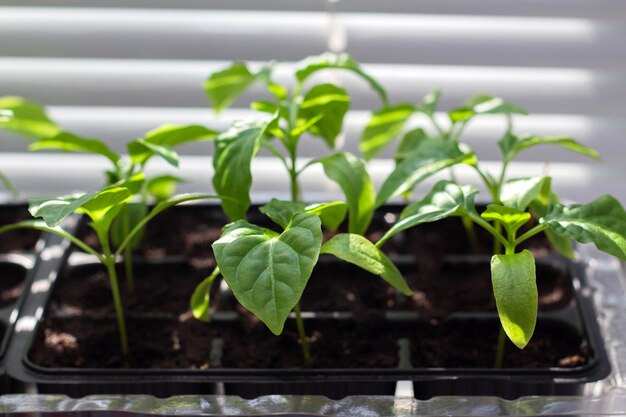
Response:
321,233,411,295
30,131,120,165
0,96,61,139
29,192,99,227
212,121,267,221
481,205,531,238
190,270,221,322
376,138,476,207
260,199,305,229
204,62,257,113
416,89,441,117
295,53,387,105
491,250,537,349
529,191,574,259
498,133,600,164
78,187,133,232
146,174,185,202
377,180,479,247
500,176,551,211
129,139,180,167
305,201,348,232
212,213,322,335
541,195,626,260
319,152,375,235
449,95,527,123
394,128,427,164
297,84,350,148
359,103,414,160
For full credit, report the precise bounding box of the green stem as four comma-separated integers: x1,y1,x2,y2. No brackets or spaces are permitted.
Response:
427,114,447,140
470,215,509,249
494,325,506,368
102,251,129,364
293,303,312,367
462,216,480,252
493,223,503,254
122,206,135,295
515,223,548,247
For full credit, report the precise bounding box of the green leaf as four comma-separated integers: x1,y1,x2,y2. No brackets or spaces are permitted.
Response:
541,195,626,260
360,103,414,160
30,131,120,165
129,124,217,167
212,213,322,335
321,233,411,295
305,201,348,232
449,95,527,123
295,53,387,105
417,89,441,117
204,62,256,113
190,270,221,322
498,133,600,164
260,199,305,229
319,152,376,235
377,180,479,247
213,121,267,221
29,192,99,227
297,84,350,148
481,205,531,237
529,191,574,259
111,202,148,249
394,128,427,164
146,174,185,202
78,187,133,232
500,176,551,211
491,250,537,349
0,96,61,139
375,138,476,207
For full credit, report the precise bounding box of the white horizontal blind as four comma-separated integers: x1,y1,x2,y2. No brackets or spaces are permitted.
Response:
0,1,624,203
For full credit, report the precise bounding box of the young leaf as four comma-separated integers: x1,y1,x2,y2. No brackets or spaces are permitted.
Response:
305,201,348,232
377,180,479,247
318,152,376,235
29,192,99,227
204,62,256,113
0,96,61,139
190,269,221,322
78,187,133,232
212,121,267,221
491,250,537,349
449,96,527,123
212,213,322,335
321,233,411,295
295,53,388,105
146,174,185,202
260,199,305,229
110,202,148,249
394,128,427,164
30,131,120,165
498,133,600,164
529,191,574,259
481,205,531,237
129,139,180,167
297,84,350,148
500,176,551,212
360,103,415,160
541,195,626,260
375,138,476,207
416,89,441,117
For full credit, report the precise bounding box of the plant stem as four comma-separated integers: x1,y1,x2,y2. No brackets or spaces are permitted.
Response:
121,206,135,294
461,216,480,252
104,257,130,364
494,325,506,368
293,303,312,367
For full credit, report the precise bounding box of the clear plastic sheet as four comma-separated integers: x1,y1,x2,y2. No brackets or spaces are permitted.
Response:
1,244,624,416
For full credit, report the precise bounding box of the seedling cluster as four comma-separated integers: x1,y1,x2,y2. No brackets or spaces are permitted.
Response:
1,53,625,368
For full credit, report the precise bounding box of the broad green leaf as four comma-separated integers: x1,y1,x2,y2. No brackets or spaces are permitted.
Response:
481,205,531,237
529,191,574,259
255,64,288,100
394,128,427,164
30,132,120,165
29,192,99,227
491,250,537,349
111,202,148,249
204,62,256,113
500,176,551,211
377,180,479,247
190,270,220,322
498,133,600,164
146,174,185,202
129,124,217,167
295,53,388,105
321,233,411,295
78,187,133,232
297,84,350,148
305,201,348,232
376,138,476,207
0,96,61,139
417,89,441,116
541,195,626,260
260,199,305,229
212,121,266,221
212,213,322,335
319,152,375,235
360,103,414,160
449,95,527,123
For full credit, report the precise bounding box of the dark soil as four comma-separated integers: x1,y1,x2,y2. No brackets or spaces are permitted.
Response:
0,262,27,309
0,205,40,253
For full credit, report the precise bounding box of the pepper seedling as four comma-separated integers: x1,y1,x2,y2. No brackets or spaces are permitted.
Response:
376,179,626,366
192,198,412,366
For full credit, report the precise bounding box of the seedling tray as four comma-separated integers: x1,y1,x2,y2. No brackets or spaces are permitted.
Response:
4,205,611,399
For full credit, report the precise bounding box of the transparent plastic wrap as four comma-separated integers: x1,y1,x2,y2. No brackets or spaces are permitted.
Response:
1,244,625,416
